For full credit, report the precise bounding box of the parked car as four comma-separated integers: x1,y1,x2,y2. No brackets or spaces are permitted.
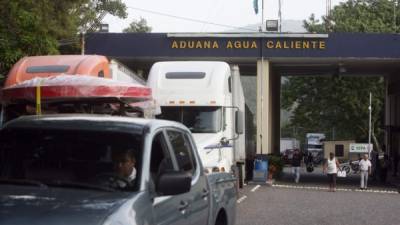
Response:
0,115,237,225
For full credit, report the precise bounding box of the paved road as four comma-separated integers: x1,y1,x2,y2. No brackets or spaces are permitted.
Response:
236,183,399,225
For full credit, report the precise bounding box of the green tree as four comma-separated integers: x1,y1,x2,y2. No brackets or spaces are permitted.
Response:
303,14,326,33
78,0,127,33
283,0,393,149
0,0,127,83
123,18,152,33
304,0,399,33
282,76,384,143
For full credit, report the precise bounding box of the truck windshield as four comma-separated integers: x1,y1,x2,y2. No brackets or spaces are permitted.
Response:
158,106,222,133
0,129,142,192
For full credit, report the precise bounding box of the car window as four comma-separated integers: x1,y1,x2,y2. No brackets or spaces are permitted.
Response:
0,129,142,192
150,132,175,178
166,130,197,176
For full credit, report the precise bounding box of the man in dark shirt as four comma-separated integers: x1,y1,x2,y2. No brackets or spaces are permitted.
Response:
291,149,303,183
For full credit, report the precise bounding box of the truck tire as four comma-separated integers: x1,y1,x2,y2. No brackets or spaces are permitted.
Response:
233,164,244,189
238,163,244,188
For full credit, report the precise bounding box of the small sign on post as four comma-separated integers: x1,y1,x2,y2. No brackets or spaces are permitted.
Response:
349,143,373,153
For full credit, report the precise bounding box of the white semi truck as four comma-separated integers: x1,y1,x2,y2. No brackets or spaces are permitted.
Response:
147,61,246,180
306,133,326,164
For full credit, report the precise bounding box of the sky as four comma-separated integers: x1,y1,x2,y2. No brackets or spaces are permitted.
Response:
104,0,345,33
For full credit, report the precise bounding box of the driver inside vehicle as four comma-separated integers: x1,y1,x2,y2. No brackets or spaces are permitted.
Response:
112,148,137,188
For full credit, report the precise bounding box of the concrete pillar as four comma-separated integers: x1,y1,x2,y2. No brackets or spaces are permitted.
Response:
256,59,273,155
271,68,281,154
386,73,400,157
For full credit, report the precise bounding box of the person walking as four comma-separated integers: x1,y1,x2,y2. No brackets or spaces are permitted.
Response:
306,151,314,173
291,149,302,183
370,149,378,181
323,152,340,192
359,154,372,190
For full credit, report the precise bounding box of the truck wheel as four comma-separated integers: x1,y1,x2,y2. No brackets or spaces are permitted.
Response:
238,164,244,188
234,163,245,189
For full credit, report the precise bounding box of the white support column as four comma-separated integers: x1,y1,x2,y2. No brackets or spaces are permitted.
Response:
256,59,272,154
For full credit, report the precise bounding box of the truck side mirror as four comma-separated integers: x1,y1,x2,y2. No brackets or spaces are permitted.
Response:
156,171,191,196
235,110,244,134
220,137,229,146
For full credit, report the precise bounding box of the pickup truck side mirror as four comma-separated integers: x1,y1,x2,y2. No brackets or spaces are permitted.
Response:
235,110,244,134
156,171,191,196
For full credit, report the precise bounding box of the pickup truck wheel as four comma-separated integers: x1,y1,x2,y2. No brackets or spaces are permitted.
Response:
215,210,227,225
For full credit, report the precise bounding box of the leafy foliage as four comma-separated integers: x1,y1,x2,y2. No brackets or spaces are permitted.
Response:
78,0,127,33
304,0,399,33
267,154,284,177
282,76,384,143
123,18,152,33
283,0,392,148
0,0,127,83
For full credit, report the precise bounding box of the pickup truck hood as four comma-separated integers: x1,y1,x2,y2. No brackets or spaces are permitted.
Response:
0,185,132,225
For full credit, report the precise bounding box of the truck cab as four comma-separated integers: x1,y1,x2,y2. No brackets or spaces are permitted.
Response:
147,61,245,177
306,133,326,164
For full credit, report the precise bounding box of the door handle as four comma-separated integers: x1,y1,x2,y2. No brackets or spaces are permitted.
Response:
201,189,210,198
178,200,190,212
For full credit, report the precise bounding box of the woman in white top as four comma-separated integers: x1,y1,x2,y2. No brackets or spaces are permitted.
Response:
323,152,340,192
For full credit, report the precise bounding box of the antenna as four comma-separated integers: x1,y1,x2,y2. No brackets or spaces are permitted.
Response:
278,0,282,32
326,0,332,31
326,0,332,17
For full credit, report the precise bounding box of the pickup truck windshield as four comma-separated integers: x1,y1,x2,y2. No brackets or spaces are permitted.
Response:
0,129,142,192
158,106,222,133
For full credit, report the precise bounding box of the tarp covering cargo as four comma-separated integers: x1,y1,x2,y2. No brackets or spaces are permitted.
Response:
1,75,151,102
0,75,158,123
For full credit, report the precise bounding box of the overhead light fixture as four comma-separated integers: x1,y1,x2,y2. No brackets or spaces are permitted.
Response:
99,24,109,33
266,20,279,32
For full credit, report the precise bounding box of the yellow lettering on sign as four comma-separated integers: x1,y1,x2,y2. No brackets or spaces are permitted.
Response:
242,41,250,48
283,41,289,49
295,41,301,49
266,41,274,48
204,41,211,48
179,41,187,48
311,41,317,49
251,41,257,48
171,41,178,48
196,41,203,48
212,41,219,48
234,41,242,48
319,41,326,49
171,39,324,50
226,41,233,49
303,41,310,49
